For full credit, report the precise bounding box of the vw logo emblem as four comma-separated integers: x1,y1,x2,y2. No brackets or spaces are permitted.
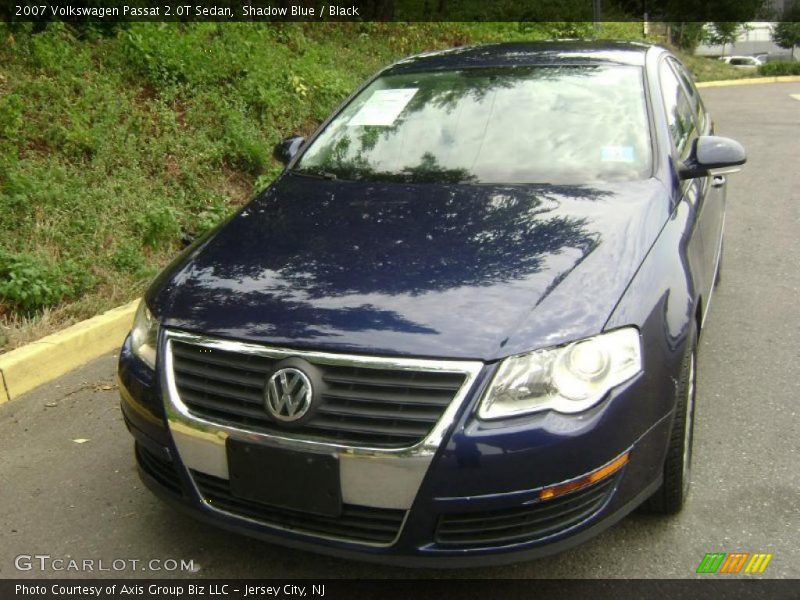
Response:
265,367,313,422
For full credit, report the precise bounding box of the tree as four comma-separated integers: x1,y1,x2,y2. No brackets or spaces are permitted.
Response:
660,0,766,52
705,22,748,56
667,22,706,52
771,3,800,59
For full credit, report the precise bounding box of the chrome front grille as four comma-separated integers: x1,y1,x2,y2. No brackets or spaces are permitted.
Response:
170,339,468,448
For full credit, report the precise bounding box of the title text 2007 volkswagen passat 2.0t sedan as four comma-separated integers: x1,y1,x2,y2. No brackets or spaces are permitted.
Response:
119,42,746,566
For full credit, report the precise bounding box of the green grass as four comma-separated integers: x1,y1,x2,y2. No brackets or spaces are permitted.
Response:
759,61,800,76
0,21,757,350
678,53,756,82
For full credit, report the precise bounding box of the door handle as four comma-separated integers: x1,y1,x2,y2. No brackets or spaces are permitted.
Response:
712,175,726,188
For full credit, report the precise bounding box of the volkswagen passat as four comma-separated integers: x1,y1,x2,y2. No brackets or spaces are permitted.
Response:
119,42,746,565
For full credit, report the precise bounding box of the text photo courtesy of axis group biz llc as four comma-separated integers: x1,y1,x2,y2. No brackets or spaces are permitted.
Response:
1,1,799,599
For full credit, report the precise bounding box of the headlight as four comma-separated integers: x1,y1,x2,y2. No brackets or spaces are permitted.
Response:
130,301,159,369
478,328,642,419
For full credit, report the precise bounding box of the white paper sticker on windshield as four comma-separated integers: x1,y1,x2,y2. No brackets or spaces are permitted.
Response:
348,88,418,126
601,145,635,162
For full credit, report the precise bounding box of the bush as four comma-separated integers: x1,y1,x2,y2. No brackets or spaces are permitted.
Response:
0,252,67,314
138,206,181,249
0,250,94,314
758,61,800,76
110,243,146,275
0,94,24,143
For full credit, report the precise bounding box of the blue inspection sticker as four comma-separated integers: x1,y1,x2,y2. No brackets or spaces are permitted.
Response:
601,145,635,162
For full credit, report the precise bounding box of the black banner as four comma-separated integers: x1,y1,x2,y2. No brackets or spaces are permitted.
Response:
2,580,800,600
2,0,796,23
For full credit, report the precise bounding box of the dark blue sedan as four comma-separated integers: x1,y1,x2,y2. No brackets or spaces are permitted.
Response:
119,41,746,566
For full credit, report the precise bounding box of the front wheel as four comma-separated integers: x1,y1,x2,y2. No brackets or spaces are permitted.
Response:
642,329,697,514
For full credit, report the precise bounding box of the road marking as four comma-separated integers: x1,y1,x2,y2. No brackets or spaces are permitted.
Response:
696,75,800,88
791,94,800,101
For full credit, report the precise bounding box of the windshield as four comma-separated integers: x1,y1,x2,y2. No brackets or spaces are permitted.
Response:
293,65,652,185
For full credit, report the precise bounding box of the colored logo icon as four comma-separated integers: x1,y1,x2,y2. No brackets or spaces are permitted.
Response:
696,552,773,574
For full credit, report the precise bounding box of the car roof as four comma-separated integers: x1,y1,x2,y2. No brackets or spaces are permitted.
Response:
386,41,658,74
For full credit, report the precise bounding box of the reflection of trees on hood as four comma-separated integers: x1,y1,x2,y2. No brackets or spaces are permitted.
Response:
191,181,608,300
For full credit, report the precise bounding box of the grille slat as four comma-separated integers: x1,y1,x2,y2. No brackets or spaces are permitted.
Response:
173,359,265,389
322,369,464,391
178,389,273,422
173,344,273,374
435,476,618,548
171,340,468,448
175,375,265,405
316,402,442,423
322,388,453,407
192,471,405,544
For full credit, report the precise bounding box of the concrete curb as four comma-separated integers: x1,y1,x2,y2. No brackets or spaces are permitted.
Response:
697,75,800,88
0,299,139,404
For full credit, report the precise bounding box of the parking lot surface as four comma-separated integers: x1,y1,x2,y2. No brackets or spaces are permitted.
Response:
1,82,798,579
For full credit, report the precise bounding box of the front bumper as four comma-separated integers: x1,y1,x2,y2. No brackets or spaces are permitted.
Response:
119,330,677,566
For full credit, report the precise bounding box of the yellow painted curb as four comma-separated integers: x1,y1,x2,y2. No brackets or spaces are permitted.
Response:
697,75,800,88
0,299,140,404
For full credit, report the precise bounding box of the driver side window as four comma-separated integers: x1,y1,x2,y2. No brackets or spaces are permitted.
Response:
668,58,707,132
659,60,697,156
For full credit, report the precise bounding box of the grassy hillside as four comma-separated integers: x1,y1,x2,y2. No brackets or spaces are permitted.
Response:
0,21,748,351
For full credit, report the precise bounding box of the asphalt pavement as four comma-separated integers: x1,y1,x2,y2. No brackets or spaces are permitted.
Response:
1,81,798,579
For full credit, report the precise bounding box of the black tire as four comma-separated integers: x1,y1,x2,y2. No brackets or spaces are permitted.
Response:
642,328,697,515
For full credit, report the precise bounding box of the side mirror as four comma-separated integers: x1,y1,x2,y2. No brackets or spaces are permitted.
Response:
273,135,305,165
680,135,746,179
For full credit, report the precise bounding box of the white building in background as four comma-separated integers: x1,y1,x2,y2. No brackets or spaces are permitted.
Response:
695,22,793,59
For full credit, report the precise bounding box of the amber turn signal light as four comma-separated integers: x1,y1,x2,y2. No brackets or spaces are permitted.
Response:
539,451,630,501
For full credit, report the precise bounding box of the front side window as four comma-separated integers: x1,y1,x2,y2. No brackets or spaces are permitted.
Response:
294,65,652,185
659,60,697,154
668,58,706,131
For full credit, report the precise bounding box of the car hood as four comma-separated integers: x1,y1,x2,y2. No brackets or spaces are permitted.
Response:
148,174,669,361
